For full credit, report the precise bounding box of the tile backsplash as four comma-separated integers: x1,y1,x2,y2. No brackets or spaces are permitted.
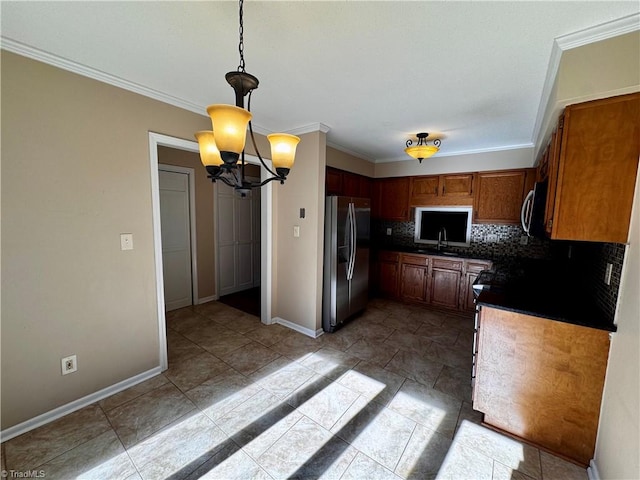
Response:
372,219,626,323
373,220,550,259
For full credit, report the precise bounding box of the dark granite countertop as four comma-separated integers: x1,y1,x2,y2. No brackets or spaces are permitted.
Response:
476,268,617,332
372,244,493,261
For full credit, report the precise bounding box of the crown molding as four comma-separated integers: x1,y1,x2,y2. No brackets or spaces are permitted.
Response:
325,141,376,163
556,12,639,50
375,143,534,164
287,123,331,135
531,13,640,154
1,37,207,116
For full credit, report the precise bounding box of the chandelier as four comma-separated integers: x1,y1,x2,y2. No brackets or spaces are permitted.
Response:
195,0,300,195
405,132,442,163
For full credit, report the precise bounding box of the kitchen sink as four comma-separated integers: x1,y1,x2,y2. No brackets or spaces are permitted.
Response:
412,248,460,257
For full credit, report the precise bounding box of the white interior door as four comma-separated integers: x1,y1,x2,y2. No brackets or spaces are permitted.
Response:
217,182,260,296
159,170,193,311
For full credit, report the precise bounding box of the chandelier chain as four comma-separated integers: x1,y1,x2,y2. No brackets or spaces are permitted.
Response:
237,0,246,72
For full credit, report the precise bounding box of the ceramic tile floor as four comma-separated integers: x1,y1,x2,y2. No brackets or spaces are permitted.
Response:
1,298,589,480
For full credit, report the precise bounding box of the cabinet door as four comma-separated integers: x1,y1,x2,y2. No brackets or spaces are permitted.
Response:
410,176,440,205
473,170,527,224
379,261,400,298
401,264,428,302
358,176,372,199
430,268,461,309
441,174,473,198
326,168,343,196
462,271,479,311
376,178,410,221
342,172,361,197
545,125,562,235
551,94,640,243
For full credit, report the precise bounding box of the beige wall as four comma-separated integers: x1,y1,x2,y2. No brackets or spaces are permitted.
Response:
157,146,215,300
594,170,640,478
537,31,640,158
374,147,534,178
1,52,210,429
326,146,374,177
274,131,326,333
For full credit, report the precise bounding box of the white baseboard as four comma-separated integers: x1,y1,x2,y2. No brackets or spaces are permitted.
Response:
0,366,162,442
198,295,218,304
274,317,324,338
587,459,601,480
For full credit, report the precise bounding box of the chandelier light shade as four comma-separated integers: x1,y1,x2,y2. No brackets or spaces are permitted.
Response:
405,132,442,163
194,0,300,194
205,104,252,164
268,133,300,174
194,131,223,167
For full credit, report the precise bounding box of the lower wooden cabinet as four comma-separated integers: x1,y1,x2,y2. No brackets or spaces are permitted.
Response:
474,306,610,466
429,258,462,309
399,254,429,302
461,260,492,312
377,251,400,298
374,251,491,311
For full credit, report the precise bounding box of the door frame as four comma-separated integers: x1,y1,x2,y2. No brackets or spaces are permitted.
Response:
148,132,274,371
158,163,199,308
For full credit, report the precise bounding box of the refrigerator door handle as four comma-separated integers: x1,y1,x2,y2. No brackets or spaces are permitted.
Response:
347,202,356,281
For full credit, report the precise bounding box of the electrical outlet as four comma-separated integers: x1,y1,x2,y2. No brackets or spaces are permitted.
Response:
120,233,133,251
61,355,78,375
604,263,613,285
386,228,392,236
486,234,498,243
519,235,529,245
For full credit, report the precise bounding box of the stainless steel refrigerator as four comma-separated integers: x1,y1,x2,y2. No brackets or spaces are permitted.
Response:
323,196,370,332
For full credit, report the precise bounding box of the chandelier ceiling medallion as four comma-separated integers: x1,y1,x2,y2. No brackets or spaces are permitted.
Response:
405,132,442,163
195,0,300,195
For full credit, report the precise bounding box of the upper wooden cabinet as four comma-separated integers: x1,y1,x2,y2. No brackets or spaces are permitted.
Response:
545,93,640,243
372,177,410,221
410,174,474,206
325,167,372,199
473,169,536,224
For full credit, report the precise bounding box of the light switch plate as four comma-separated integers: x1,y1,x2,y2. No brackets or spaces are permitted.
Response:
293,225,300,238
120,233,133,251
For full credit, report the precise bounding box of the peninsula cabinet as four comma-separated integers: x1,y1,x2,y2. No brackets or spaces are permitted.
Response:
410,173,474,206
544,93,640,243
372,177,410,221
473,169,535,224
473,306,610,466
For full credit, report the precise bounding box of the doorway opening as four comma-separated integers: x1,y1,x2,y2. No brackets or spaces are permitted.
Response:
149,132,275,370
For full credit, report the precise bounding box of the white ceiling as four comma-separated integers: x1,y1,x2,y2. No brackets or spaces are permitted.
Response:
1,1,638,163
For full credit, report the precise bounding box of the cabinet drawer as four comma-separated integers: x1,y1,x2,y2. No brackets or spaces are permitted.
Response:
465,260,492,273
401,254,429,266
432,258,462,271
378,251,400,262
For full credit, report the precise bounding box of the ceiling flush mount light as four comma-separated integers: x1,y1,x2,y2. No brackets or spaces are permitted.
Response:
195,0,300,195
405,132,442,163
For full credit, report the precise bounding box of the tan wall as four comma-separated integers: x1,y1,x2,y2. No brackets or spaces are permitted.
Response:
594,170,640,478
374,147,534,178
0,52,210,429
326,146,374,177
274,131,326,333
536,31,640,158
157,146,215,300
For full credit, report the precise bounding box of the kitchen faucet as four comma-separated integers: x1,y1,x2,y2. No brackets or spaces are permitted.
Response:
437,227,448,251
